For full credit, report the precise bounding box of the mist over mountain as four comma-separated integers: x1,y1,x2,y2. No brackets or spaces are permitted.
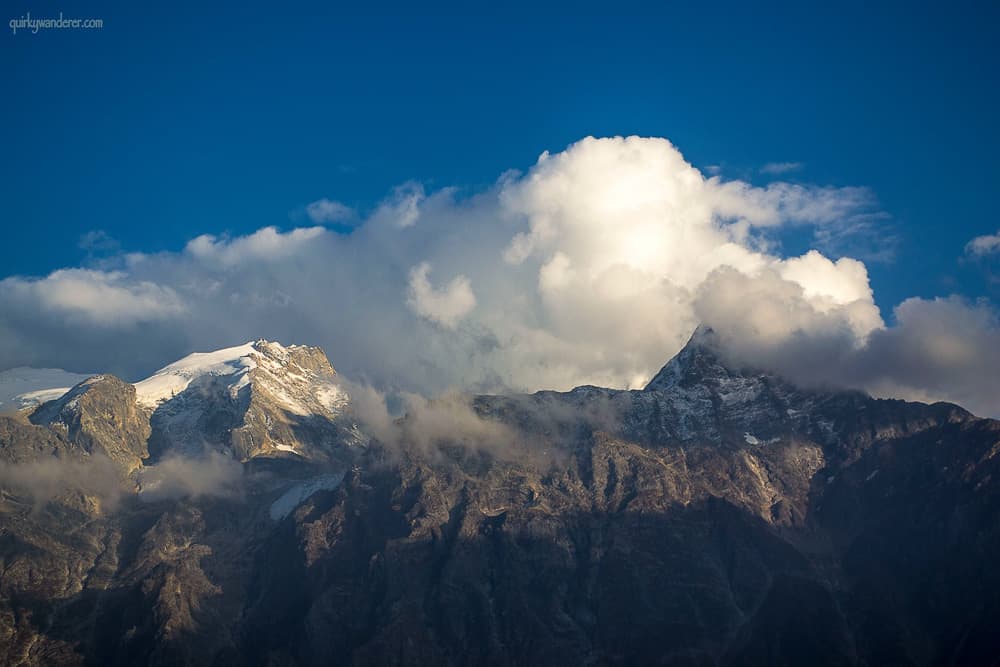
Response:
1,333,998,665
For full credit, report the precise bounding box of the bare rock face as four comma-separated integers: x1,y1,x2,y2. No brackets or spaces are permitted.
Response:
139,340,362,464
229,341,360,462
1,334,1000,666
29,375,150,475
0,413,78,464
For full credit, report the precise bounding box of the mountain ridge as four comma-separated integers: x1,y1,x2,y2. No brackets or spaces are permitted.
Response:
0,334,997,665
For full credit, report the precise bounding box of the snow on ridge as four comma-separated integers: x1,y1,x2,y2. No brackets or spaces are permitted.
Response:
132,339,350,418
0,367,96,412
134,341,258,408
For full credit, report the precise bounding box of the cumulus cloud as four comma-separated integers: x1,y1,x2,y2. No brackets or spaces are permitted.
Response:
406,262,476,328
185,226,325,267
966,229,1000,256
0,135,996,415
848,297,1000,416
702,293,1000,417
372,181,425,228
694,262,881,351
0,269,184,327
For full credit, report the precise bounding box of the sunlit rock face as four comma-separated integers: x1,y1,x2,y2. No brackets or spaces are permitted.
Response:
135,340,365,463
0,335,999,665
30,374,150,474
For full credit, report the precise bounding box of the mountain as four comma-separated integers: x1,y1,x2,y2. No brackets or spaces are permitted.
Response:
1,333,999,665
133,340,364,463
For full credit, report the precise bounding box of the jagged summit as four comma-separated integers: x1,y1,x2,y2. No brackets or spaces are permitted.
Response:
644,326,753,391
133,339,340,411
134,339,349,418
138,339,363,461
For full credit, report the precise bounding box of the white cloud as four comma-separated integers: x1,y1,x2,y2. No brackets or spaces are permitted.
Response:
488,136,885,389
776,250,882,339
138,452,243,501
0,454,123,510
695,288,1000,417
966,229,1000,256
0,135,995,415
371,182,425,228
185,226,326,267
406,262,476,328
694,264,881,349
0,269,184,327
305,198,356,224
849,297,1000,416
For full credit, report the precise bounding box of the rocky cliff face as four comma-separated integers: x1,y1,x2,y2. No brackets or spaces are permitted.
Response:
30,375,150,475
137,340,363,464
227,341,362,462
1,335,999,665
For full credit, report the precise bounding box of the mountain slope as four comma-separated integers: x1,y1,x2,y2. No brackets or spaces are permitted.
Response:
0,333,998,665
137,340,364,463
30,375,150,475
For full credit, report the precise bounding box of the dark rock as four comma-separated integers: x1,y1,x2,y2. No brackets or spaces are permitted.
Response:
1,336,999,665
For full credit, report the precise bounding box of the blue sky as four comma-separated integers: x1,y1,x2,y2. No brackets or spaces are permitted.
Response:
3,0,998,311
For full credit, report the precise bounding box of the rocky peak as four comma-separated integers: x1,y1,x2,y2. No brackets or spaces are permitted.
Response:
138,340,364,462
134,340,346,411
30,374,150,474
644,326,760,392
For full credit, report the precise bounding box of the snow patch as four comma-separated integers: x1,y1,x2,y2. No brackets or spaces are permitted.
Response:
269,473,344,520
134,342,258,408
0,367,95,412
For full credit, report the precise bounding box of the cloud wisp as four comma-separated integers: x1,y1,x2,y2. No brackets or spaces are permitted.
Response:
137,452,244,502
0,454,124,511
306,198,358,225
760,161,804,175
966,229,1000,257
0,136,998,415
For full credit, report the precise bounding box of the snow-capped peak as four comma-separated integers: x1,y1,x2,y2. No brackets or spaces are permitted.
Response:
133,339,349,416
134,342,259,408
134,339,359,460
